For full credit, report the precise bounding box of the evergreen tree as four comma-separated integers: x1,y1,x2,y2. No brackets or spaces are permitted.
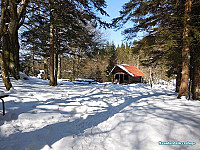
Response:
20,0,108,86
106,42,116,75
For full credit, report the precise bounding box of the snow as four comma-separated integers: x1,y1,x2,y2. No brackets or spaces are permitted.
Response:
73,78,97,84
0,91,6,97
0,77,200,150
75,78,95,82
19,72,29,80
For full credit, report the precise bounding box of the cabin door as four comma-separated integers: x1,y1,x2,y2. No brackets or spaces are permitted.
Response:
119,74,123,84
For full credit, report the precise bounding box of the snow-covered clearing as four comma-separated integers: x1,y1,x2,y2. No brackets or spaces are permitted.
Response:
0,77,200,150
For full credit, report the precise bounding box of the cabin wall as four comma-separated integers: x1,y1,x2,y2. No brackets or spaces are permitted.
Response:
130,76,142,83
113,74,142,84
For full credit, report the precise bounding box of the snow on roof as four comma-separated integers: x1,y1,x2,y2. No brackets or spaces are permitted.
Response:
110,64,145,77
117,64,135,77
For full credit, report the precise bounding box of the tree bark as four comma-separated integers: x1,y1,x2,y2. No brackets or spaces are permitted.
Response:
55,49,58,86
178,0,192,99
6,1,20,80
1,0,29,80
49,22,55,86
72,58,75,81
0,0,6,38
44,58,48,80
0,0,29,89
31,50,35,76
0,52,12,91
176,67,182,92
58,56,62,79
14,30,20,79
192,56,200,100
49,3,55,86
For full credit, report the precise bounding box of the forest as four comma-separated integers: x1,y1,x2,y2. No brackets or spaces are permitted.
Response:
1,1,200,149
0,0,199,100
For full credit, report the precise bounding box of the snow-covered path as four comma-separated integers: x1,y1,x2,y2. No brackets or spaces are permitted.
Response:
0,77,200,150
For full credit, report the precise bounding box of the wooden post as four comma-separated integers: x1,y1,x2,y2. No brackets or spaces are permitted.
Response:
122,74,124,83
0,95,9,116
1,99,5,116
119,74,120,84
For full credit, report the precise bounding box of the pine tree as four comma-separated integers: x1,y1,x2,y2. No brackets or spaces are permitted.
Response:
190,1,200,100
21,0,108,86
178,0,192,98
106,42,116,75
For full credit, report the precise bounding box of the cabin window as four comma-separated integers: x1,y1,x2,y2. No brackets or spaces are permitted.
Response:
124,75,128,80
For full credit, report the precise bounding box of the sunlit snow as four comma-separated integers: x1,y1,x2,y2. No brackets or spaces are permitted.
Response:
0,76,200,150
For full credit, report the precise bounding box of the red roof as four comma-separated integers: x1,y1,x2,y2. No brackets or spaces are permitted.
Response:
118,64,145,77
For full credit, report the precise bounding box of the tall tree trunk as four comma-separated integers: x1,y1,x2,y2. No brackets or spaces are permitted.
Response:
176,67,182,92
77,57,80,78
0,52,12,91
14,30,20,79
2,33,18,79
7,1,20,80
149,67,153,88
192,56,200,100
9,30,20,79
32,50,35,76
72,58,75,81
0,0,12,90
54,27,59,85
49,2,55,86
49,22,55,86
178,0,192,99
58,56,62,79
0,0,29,90
0,0,6,38
55,49,58,86
44,58,48,80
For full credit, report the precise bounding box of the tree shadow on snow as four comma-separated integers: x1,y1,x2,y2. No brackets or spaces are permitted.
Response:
0,91,161,149
0,85,199,150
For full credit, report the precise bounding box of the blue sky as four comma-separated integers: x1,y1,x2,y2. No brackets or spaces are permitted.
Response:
101,0,130,46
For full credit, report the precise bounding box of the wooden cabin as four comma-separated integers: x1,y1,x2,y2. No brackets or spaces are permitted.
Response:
110,64,145,84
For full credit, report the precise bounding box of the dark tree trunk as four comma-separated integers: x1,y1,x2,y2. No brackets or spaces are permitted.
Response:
2,33,18,79
58,56,62,79
178,0,192,99
11,30,20,79
54,27,60,85
6,2,20,80
192,57,200,100
0,0,29,89
55,50,58,86
72,58,75,81
32,50,35,76
176,67,182,92
48,2,56,86
49,22,55,86
44,58,48,80
0,52,12,91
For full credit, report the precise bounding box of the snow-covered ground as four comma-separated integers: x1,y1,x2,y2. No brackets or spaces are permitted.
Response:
0,77,200,150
